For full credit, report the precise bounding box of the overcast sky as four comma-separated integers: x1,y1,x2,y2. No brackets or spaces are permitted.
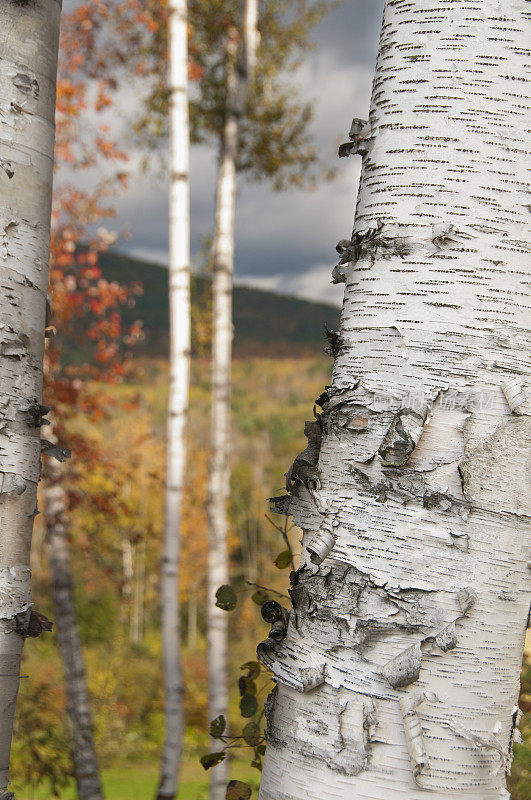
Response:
64,1,385,306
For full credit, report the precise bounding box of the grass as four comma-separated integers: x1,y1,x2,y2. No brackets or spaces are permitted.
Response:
16,759,261,800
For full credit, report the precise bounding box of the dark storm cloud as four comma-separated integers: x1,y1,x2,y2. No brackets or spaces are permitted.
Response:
314,0,384,67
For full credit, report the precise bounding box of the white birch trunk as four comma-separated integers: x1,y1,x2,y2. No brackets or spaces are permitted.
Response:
45,453,104,800
206,4,258,798
258,1,530,798
133,537,146,645
121,535,133,635
157,0,191,797
0,3,60,797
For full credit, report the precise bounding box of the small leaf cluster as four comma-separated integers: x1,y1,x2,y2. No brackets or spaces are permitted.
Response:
200,661,267,790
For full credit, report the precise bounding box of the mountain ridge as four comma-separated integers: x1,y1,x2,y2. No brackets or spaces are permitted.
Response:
98,251,341,358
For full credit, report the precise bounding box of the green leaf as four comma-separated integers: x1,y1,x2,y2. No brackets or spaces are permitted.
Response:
242,721,262,747
238,676,257,697
240,661,261,679
200,751,226,770
239,693,258,718
274,550,292,569
209,715,226,738
251,589,270,605
226,781,252,800
215,585,237,611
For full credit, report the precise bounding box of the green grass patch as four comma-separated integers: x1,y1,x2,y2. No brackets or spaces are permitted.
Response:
15,759,261,800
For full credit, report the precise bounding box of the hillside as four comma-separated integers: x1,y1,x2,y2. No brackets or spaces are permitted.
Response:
98,251,340,357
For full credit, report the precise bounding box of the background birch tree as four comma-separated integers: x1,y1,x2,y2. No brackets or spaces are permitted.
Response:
157,1,191,798
258,1,531,798
34,6,140,796
206,3,258,797
45,443,104,800
0,1,61,797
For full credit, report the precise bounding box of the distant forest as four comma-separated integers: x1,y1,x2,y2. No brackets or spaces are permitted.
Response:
93,252,341,358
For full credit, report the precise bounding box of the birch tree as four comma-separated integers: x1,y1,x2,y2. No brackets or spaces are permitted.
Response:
157,0,191,798
45,448,104,800
258,1,531,798
206,4,258,798
0,1,61,798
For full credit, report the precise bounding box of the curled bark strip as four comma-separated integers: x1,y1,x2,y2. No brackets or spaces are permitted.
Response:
26,609,53,637
382,641,422,688
379,406,429,467
338,118,372,158
399,691,436,782
445,719,507,775
0,473,26,496
502,378,531,415
0,566,31,621
40,439,71,462
457,587,478,615
0,790,15,800
19,400,51,428
269,494,291,516
433,621,457,653
0,330,29,360
332,222,411,283
285,441,320,496
257,602,290,666
12,71,39,97
430,222,473,253
305,526,337,567
304,419,322,444
324,326,343,358
261,601,289,632
0,159,14,179
298,664,327,692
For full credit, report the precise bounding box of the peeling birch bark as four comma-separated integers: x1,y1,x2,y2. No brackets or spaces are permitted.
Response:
0,2,60,796
206,4,258,799
258,1,531,798
157,1,191,798
45,448,104,800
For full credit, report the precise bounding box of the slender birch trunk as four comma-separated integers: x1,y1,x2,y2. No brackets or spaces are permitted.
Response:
133,537,146,645
156,0,191,797
121,534,133,634
259,1,530,798
206,3,258,798
45,452,104,800
0,3,60,797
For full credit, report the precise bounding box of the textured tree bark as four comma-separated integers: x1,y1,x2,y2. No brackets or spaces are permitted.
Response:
0,2,61,798
206,3,258,799
156,0,191,797
45,455,104,800
258,1,530,798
